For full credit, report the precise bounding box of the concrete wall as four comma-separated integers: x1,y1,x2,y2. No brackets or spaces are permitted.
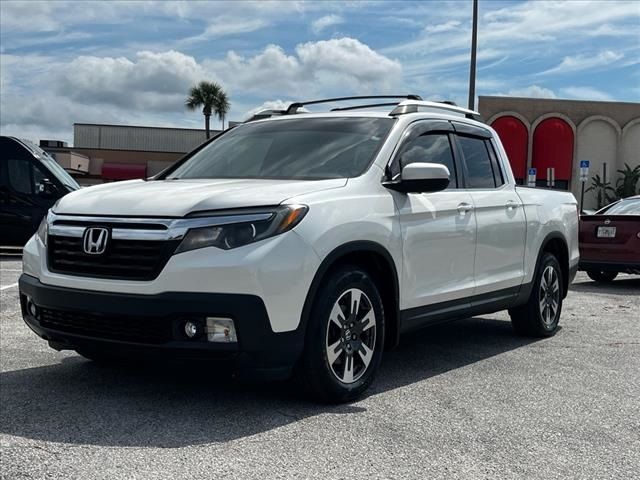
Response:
52,152,90,173
480,96,640,208
621,120,640,171
575,117,620,210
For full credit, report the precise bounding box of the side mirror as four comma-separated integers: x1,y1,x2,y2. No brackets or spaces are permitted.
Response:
385,162,450,193
38,178,59,197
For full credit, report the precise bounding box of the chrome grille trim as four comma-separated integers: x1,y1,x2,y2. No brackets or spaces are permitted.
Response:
47,212,274,240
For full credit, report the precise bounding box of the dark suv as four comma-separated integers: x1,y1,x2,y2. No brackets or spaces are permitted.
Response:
0,136,79,246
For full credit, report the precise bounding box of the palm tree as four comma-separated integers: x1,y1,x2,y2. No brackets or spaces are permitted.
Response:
216,90,230,131
185,81,230,139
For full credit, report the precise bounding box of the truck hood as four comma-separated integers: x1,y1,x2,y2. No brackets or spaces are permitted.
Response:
54,178,347,217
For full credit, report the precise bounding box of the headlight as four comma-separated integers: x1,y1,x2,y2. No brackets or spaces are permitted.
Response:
37,214,48,246
175,205,308,253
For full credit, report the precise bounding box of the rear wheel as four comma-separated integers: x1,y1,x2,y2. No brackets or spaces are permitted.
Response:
296,266,385,403
586,270,618,283
509,252,563,337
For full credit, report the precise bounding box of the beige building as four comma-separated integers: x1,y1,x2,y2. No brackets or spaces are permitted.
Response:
478,96,640,210
43,124,219,185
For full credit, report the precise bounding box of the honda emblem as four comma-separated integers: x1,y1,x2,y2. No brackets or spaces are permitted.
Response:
82,227,109,255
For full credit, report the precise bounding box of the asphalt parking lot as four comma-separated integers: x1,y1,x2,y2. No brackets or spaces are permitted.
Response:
1,254,638,480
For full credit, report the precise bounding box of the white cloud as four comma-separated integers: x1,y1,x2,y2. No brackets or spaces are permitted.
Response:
2,0,638,143
56,50,207,111
541,50,624,75
560,86,613,101
182,17,268,44
1,38,401,141
384,1,639,57
492,85,557,99
424,20,461,34
206,37,402,96
311,14,344,34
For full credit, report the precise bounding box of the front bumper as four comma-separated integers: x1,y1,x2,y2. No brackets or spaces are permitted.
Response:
19,274,305,379
579,260,640,274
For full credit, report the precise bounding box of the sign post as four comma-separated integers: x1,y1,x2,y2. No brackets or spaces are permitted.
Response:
546,167,555,188
579,160,590,213
527,168,537,188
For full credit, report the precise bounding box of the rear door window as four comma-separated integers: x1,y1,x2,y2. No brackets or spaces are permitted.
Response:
456,135,497,189
485,140,505,187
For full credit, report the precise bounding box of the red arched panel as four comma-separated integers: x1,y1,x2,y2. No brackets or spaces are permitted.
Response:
532,117,573,181
491,116,528,179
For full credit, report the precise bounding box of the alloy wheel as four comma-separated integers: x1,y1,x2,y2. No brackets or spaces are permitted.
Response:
325,288,376,384
539,265,560,327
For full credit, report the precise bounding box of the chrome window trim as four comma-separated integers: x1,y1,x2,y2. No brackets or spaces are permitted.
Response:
47,212,274,241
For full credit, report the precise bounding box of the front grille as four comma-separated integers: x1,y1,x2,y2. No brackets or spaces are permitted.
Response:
48,235,180,281
39,307,173,344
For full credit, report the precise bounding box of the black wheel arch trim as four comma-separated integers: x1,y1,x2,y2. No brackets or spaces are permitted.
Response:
514,231,571,306
300,241,401,350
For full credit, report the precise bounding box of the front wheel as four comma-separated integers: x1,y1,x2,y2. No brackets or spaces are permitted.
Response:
509,252,563,337
586,270,618,283
296,266,385,403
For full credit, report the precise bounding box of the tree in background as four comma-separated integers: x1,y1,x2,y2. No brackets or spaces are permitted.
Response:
185,81,230,139
216,90,230,131
586,174,616,210
615,163,640,199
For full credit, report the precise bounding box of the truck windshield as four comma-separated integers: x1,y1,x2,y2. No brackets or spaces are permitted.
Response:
19,139,80,191
166,117,394,180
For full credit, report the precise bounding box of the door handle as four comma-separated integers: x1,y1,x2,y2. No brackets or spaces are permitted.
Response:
457,202,474,214
505,200,520,210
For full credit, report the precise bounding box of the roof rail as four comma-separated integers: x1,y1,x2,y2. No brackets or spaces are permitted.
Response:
390,100,483,121
285,95,422,115
245,109,287,123
330,102,405,112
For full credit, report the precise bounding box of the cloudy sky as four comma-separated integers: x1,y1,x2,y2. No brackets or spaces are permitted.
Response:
1,0,639,144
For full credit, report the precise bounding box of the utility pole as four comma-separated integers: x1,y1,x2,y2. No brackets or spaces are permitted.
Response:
468,0,478,110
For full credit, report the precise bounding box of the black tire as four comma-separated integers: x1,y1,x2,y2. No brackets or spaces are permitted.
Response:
296,265,385,403
509,252,563,337
586,270,618,283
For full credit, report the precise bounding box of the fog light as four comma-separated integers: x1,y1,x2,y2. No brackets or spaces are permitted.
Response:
184,321,200,338
26,297,38,318
205,317,237,343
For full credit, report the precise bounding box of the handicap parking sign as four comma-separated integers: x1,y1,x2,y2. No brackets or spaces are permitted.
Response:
527,168,537,187
580,160,590,182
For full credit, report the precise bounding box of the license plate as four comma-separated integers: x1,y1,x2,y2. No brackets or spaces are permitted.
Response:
597,226,616,238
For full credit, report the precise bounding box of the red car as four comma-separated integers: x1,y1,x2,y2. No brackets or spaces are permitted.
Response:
579,195,640,282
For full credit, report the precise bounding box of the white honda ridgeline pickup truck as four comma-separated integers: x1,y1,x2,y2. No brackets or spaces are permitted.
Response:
20,96,579,402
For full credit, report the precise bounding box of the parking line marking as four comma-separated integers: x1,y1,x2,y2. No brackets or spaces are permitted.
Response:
1,269,23,272
0,283,18,291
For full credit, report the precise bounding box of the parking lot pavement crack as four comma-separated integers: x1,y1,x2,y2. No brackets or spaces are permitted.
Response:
7,443,64,459
274,410,303,421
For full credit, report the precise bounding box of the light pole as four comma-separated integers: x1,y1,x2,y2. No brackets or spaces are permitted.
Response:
468,0,478,110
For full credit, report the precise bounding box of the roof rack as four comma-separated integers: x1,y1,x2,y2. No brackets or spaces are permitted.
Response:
390,100,482,121
245,109,287,123
330,102,403,112
285,95,422,115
